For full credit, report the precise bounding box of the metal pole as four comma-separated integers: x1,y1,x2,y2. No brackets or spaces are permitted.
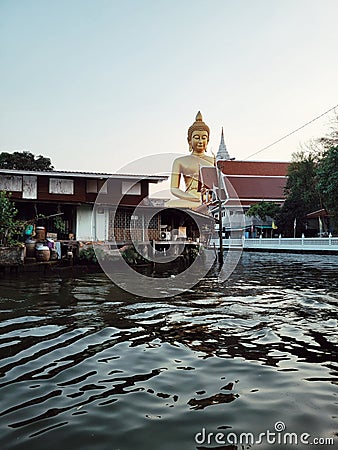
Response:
218,199,223,265
215,159,225,265
142,214,145,242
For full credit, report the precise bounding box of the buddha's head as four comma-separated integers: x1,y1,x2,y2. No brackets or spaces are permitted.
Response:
187,111,210,152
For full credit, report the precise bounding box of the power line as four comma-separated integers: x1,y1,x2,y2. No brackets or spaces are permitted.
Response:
244,103,338,160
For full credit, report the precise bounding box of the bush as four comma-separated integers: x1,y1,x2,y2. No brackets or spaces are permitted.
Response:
78,246,98,264
0,191,25,246
121,245,147,265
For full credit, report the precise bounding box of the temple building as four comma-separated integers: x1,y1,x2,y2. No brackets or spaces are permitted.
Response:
201,130,289,237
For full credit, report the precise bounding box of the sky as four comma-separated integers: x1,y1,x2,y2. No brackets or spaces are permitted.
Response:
1,0,338,177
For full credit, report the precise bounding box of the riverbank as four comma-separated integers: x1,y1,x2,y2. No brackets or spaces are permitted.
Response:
0,254,201,279
0,260,103,277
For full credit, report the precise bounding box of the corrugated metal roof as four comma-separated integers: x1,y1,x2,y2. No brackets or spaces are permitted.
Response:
0,168,167,181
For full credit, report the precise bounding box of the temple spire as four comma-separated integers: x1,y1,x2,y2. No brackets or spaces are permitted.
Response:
216,127,230,161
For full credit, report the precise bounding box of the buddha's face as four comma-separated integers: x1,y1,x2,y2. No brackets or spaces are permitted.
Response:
190,130,209,153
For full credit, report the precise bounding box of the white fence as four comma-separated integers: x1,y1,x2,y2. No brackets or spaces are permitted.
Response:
209,236,338,251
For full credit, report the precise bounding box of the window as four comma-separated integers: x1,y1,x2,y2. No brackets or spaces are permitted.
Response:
121,181,141,195
98,180,107,194
86,179,98,193
0,175,22,191
23,176,37,199
49,178,74,194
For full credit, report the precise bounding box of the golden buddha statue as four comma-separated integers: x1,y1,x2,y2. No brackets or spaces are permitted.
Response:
166,111,215,209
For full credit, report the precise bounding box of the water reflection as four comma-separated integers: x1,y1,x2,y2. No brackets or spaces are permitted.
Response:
0,252,337,449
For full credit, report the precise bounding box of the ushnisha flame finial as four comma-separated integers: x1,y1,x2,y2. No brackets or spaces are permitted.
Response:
187,111,210,143
195,111,203,121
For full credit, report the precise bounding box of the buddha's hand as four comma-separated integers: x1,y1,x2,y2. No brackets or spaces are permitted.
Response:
171,187,200,202
188,194,201,202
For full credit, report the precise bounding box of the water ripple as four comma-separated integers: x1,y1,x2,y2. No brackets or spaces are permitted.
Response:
0,253,337,449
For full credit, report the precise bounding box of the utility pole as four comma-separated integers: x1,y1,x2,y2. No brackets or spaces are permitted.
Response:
215,127,229,266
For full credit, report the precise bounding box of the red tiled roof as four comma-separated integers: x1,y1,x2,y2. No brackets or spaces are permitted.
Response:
225,175,286,201
218,160,289,176
200,166,287,202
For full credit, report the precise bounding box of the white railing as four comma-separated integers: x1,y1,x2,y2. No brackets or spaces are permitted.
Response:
209,236,338,250
209,237,243,248
244,236,338,249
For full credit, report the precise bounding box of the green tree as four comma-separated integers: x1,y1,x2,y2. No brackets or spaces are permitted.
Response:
316,145,338,228
0,151,54,171
316,114,338,150
246,201,281,221
0,191,24,246
276,150,322,236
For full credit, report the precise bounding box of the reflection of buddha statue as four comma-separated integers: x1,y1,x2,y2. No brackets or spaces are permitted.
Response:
166,111,215,209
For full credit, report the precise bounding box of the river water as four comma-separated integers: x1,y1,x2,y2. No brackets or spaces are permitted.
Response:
0,252,337,450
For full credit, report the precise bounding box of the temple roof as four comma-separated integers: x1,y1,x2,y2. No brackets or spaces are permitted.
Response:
200,163,288,205
224,175,287,202
217,160,289,176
